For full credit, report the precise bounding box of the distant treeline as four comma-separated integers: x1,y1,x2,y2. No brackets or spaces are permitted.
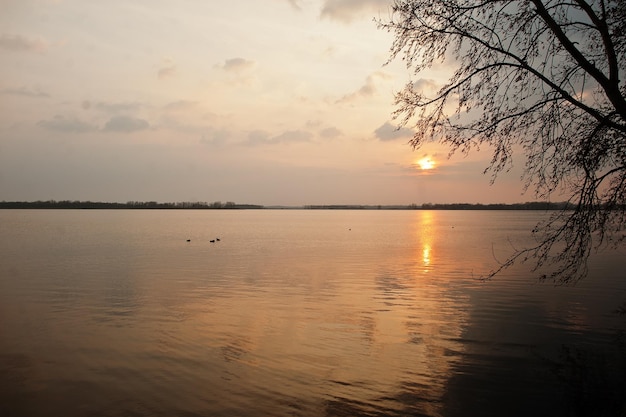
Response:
417,202,575,210
0,200,263,209
1,200,576,210
305,202,575,210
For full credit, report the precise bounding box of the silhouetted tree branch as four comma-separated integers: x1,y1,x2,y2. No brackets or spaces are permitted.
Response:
380,0,626,283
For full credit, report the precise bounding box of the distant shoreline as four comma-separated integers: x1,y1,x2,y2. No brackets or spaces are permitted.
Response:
0,200,573,210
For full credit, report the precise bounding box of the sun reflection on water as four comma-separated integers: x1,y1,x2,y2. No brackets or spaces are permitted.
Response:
422,244,431,269
417,211,435,272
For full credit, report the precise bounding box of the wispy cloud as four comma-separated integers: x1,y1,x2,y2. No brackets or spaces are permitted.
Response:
37,115,97,133
157,59,177,79
163,100,198,111
245,129,312,146
200,129,231,146
320,0,391,23
336,71,391,104
319,126,342,139
103,115,150,133
374,121,414,141
0,33,49,53
2,85,50,98
412,78,440,95
285,0,301,10
220,57,256,73
88,101,142,114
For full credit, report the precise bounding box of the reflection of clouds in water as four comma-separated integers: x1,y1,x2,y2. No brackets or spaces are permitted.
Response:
370,270,470,416
354,211,473,416
363,244,470,411
5,211,622,416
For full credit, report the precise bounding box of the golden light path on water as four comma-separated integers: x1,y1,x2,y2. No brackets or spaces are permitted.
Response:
109,210,474,415
2,210,625,416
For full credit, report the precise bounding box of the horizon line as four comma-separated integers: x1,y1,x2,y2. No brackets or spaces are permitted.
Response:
0,200,573,210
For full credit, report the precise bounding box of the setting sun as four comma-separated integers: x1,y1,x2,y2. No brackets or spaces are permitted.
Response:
417,157,436,170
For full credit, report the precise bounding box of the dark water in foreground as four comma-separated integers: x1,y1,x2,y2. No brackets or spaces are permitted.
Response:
1,210,625,417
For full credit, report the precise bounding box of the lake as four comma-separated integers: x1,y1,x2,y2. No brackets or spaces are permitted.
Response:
1,209,625,416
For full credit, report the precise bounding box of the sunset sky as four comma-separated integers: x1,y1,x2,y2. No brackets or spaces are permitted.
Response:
1,0,534,206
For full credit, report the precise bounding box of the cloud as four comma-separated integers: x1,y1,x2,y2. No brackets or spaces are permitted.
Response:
320,0,391,23
37,115,97,133
336,71,391,104
271,130,313,144
158,65,176,79
103,115,150,132
319,126,342,139
200,129,231,146
221,57,256,73
245,129,312,146
0,33,48,52
2,85,49,98
91,101,142,114
374,122,414,141
157,114,218,136
306,119,323,128
158,59,177,79
163,100,198,111
284,0,301,10
246,130,270,145
412,78,439,94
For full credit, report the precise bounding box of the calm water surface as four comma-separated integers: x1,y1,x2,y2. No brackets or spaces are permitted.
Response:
1,210,625,416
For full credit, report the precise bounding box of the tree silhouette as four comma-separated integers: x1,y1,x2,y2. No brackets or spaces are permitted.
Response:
380,0,626,283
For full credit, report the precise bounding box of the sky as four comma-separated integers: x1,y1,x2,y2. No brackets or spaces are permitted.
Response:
0,0,534,206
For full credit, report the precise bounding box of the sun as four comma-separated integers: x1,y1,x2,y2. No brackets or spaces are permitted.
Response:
416,157,436,170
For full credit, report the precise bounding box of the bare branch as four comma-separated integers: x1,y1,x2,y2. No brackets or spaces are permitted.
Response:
381,0,626,283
